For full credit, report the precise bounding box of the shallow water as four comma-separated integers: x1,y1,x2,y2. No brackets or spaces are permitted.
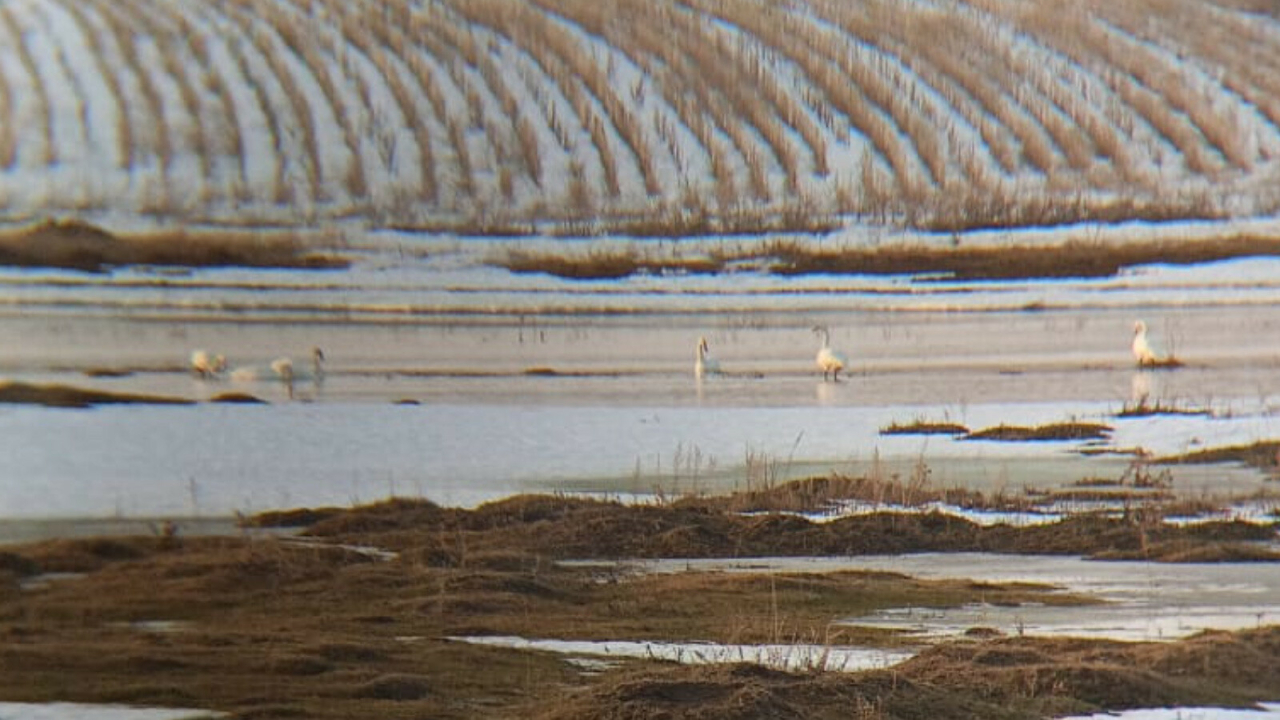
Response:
446,635,912,673
603,554,1280,643
4,241,1280,522
1060,706,1280,720
0,702,223,720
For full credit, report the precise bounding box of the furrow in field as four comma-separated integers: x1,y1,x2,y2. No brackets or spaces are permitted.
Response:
327,0,434,206
81,0,169,181
255,0,367,205
220,0,327,203
1105,0,1280,166
979,0,1225,177
47,0,127,175
439,0,617,203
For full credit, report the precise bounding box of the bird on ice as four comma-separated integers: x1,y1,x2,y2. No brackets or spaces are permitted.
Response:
813,326,848,381
695,336,721,378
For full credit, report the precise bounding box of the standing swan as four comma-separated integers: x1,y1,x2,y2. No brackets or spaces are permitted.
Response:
695,336,721,378
230,347,325,398
271,347,325,398
190,349,227,378
1131,320,1156,366
813,326,848,381
1131,320,1181,368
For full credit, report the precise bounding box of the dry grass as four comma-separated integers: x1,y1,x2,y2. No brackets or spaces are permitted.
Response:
766,233,1280,279
963,421,1112,442
0,218,348,272
493,231,1280,280
1114,399,1211,418
0,381,192,408
3,491,1278,718
1157,440,1280,473
880,420,971,436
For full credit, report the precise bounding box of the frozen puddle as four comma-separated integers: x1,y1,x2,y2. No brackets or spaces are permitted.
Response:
588,554,1280,642
447,636,913,672
1060,704,1280,719
0,703,224,720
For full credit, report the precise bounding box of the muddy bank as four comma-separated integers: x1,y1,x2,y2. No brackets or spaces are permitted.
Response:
1,489,1278,719
0,218,347,272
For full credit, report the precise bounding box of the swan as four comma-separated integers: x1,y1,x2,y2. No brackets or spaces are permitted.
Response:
813,326,848,381
1132,320,1169,367
695,336,721,378
230,347,324,397
190,349,227,378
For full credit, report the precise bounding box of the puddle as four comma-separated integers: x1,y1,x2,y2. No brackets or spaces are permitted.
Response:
0,702,224,719
108,620,193,634
1059,704,1280,719
279,536,399,561
575,554,1280,643
19,572,85,591
447,635,913,672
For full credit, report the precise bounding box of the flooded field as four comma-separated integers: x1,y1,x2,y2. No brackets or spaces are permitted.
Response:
4,230,1280,718
3,237,1280,520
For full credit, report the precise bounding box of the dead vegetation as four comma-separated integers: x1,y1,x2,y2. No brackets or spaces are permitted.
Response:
542,630,1280,720
963,422,1113,442
1115,398,1210,418
1158,440,1280,473
0,218,348,272
880,420,970,436
2,489,1278,719
495,234,1280,281
0,381,192,408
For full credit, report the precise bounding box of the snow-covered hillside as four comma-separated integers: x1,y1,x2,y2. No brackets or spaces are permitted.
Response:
1,0,1279,230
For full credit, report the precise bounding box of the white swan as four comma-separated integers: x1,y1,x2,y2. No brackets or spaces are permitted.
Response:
230,347,324,397
1132,320,1164,367
695,336,721,378
813,326,848,381
190,349,227,378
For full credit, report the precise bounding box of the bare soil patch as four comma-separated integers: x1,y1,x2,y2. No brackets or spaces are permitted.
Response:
0,218,348,272
2,486,1278,719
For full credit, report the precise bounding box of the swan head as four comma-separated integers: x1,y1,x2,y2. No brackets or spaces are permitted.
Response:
697,337,709,357
1133,320,1147,335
